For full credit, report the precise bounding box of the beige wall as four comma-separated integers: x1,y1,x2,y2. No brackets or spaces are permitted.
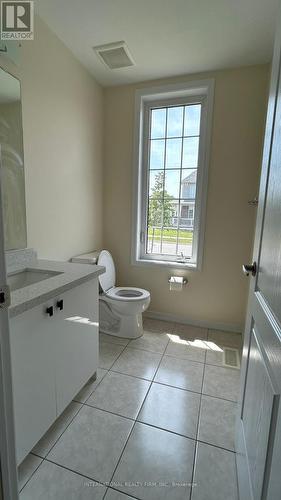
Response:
104,65,269,331
17,17,103,260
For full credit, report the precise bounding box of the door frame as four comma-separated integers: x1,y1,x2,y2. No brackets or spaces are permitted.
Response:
0,58,21,500
236,6,281,500
0,148,19,498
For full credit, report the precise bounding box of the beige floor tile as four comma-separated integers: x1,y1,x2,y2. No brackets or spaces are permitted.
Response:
48,406,133,483
111,347,162,380
155,355,204,392
87,371,150,419
203,364,241,402
191,443,238,500
20,461,106,499
99,341,125,369
113,422,195,500
198,395,237,450
138,382,200,438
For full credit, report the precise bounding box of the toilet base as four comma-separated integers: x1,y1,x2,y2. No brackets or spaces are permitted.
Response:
99,301,144,339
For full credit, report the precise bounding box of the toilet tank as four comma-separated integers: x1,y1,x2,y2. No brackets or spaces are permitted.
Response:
71,251,100,265
71,251,103,294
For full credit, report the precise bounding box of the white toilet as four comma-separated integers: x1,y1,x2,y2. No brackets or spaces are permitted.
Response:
72,250,150,339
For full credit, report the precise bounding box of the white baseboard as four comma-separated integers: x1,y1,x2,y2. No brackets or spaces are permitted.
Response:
144,310,243,334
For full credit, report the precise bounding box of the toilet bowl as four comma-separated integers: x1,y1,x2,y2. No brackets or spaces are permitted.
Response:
71,250,150,339
97,250,150,339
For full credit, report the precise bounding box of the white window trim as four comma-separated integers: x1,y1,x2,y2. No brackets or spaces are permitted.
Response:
131,79,214,270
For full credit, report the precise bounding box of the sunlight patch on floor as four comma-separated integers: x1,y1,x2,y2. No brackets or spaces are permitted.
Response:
168,334,223,352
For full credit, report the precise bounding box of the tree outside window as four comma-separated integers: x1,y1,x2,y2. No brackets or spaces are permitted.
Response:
148,171,175,227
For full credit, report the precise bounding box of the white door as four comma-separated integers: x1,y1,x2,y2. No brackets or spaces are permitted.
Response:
236,10,281,500
0,146,18,498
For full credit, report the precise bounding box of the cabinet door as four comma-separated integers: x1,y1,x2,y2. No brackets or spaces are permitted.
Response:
9,303,56,464
55,279,99,414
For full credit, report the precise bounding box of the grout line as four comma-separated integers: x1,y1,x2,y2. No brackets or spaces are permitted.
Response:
101,339,238,397
99,340,129,348
188,345,207,500
30,410,237,460
44,458,142,500
135,337,170,417
151,336,172,382
119,344,169,355
83,402,136,422
99,341,129,371
30,402,85,461
132,374,238,404
199,392,238,405
135,419,197,441
189,441,199,500
109,367,156,382
28,332,187,489
152,379,203,395
18,456,43,493
73,370,109,404
104,486,142,500
101,415,136,497
81,401,237,454
195,439,236,454
201,392,237,404
82,369,151,406
21,324,239,496
162,352,206,365
43,457,107,489
123,344,170,355
101,331,171,498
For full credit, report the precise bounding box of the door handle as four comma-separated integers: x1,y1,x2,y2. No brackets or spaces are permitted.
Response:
242,262,257,277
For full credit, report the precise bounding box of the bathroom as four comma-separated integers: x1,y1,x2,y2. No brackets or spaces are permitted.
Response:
0,1,281,499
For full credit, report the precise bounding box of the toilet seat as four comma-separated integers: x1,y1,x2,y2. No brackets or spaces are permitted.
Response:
97,250,116,293
105,286,150,302
97,250,150,303
96,249,150,338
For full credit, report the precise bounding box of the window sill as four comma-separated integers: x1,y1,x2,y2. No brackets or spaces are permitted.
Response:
132,257,199,271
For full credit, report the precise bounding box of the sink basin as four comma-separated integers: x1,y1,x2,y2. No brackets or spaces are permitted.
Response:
8,269,63,291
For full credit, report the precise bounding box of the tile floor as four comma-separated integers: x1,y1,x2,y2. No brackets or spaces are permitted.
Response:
19,319,241,500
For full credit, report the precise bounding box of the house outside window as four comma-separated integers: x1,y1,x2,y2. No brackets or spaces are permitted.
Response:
132,80,214,269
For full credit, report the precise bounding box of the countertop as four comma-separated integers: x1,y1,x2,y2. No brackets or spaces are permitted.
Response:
9,259,105,318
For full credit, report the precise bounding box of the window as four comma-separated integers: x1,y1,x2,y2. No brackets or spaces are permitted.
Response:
132,80,214,269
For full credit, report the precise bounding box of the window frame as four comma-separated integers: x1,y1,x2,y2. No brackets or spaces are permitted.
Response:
132,79,214,270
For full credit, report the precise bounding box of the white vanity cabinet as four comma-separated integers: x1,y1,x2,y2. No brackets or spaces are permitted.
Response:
9,278,99,464
54,279,99,414
10,299,57,464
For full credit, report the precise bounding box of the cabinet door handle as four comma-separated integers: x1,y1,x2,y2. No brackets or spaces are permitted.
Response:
46,306,54,317
56,299,64,311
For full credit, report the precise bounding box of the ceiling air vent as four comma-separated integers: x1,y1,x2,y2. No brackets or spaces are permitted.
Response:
93,41,135,70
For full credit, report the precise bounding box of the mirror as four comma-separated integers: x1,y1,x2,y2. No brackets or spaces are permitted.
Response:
0,67,27,250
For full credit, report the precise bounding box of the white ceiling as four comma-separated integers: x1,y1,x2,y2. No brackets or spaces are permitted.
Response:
37,0,278,87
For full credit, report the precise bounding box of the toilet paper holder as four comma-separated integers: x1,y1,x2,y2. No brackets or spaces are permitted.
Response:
168,277,188,285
